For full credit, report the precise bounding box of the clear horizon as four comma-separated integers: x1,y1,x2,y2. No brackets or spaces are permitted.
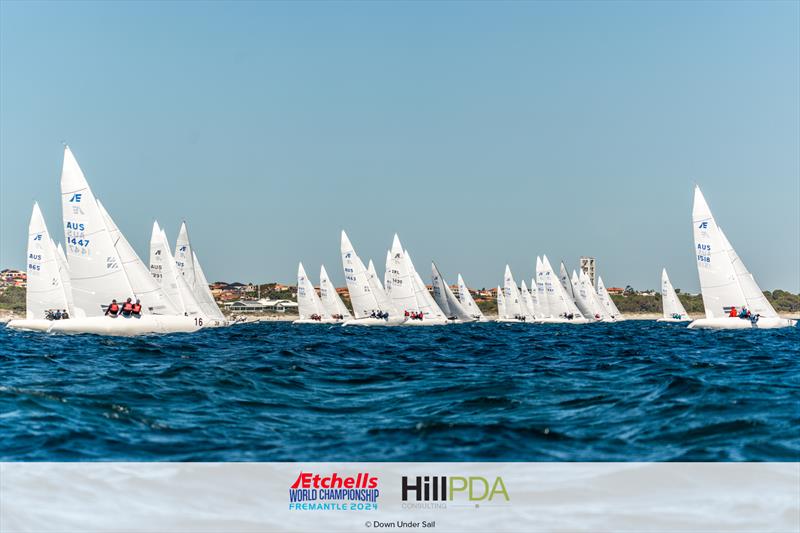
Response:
1,1,798,292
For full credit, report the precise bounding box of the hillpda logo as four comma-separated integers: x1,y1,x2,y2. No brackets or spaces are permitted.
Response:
288,472,380,511
401,475,509,510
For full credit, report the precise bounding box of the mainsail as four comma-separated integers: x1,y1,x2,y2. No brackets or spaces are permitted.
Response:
431,262,473,321
661,268,689,320
24,203,73,319
60,146,134,317
496,285,507,319
319,264,352,319
173,221,225,320
341,231,398,319
457,273,486,320
597,276,622,317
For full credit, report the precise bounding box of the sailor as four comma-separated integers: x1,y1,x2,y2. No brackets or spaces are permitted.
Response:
61,309,70,320
121,298,134,317
738,307,750,319
105,300,120,317
54,309,62,320
729,306,738,317
131,299,142,317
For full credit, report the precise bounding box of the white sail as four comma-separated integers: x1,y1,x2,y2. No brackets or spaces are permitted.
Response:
597,276,622,317
296,262,329,320
319,264,352,319
559,262,575,301
24,203,72,319
368,259,385,293
693,186,751,319
496,285,507,319
502,265,525,319
535,256,552,318
192,250,226,321
661,268,689,320
383,251,392,295
579,268,609,319
431,263,452,316
431,263,473,321
457,274,486,321
60,146,134,317
149,223,203,317
174,222,196,290
54,242,75,314
406,249,447,322
720,227,778,318
341,231,398,319
542,255,583,318
387,235,418,313
519,280,537,319
97,200,180,315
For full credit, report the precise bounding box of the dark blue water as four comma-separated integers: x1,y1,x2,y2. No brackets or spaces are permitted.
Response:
1,320,798,461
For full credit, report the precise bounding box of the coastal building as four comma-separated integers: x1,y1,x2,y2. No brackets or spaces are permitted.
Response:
223,299,298,313
606,287,625,296
0,269,26,288
579,256,596,287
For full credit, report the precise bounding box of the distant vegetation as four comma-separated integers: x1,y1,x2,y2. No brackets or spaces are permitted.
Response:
611,290,800,314
0,286,26,311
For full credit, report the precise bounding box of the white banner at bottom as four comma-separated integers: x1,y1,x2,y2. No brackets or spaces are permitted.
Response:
1,462,798,532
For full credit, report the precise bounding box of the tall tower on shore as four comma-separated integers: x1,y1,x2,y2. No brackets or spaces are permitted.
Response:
580,256,596,287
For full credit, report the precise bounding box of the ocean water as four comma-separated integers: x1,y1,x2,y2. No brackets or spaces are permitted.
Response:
1,320,798,462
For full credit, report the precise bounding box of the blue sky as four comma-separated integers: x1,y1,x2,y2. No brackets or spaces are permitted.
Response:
1,1,798,291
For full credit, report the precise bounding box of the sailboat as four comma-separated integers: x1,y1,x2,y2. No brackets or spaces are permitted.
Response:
149,222,204,318
457,274,487,321
340,231,405,326
596,276,623,320
534,257,552,320
688,186,795,329
174,222,228,326
496,285,507,319
46,146,201,335
431,262,475,322
519,280,538,320
319,264,351,322
659,268,690,322
385,235,447,325
294,262,336,324
539,256,589,323
7,203,75,332
497,265,531,322
573,269,611,321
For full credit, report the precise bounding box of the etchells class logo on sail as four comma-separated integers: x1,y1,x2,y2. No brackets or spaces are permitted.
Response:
400,475,510,510
288,472,380,511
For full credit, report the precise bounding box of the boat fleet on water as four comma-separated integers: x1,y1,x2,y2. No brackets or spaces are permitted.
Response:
7,146,228,335
296,186,796,330
6,147,797,335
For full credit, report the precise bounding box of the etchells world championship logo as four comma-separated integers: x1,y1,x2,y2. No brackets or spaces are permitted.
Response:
289,472,380,511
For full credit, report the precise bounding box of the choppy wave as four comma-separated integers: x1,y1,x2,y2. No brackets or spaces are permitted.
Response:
1,320,798,461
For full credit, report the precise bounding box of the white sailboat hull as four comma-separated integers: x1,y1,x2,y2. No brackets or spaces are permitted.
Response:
43,315,202,336
342,317,407,327
401,318,448,326
536,317,592,324
6,319,58,332
688,317,797,330
293,318,341,325
657,317,690,323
